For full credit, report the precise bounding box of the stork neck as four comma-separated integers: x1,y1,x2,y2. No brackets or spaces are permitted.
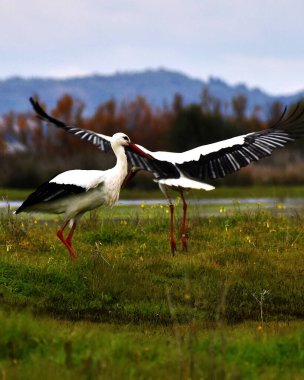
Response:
113,145,128,182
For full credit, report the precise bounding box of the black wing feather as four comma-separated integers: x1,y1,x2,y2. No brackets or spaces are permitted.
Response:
125,148,180,179
30,98,179,180
32,99,304,182
177,103,304,180
15,182,85,213
29,97,112,152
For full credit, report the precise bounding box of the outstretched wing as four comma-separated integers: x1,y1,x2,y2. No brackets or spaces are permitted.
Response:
174,104,304,180
30,98,180,180
30,98,304,181
30,97,112,152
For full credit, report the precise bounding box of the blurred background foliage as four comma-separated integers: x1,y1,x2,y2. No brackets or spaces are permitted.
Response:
0,91,303,189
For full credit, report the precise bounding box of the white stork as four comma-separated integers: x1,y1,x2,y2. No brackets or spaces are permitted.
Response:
15,132,153,258
29,98,304,254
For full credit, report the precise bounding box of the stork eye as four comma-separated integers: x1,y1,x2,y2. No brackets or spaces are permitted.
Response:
123,136,129,141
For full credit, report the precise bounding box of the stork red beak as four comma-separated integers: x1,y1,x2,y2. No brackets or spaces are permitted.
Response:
129,142,154,160
122,169,138,188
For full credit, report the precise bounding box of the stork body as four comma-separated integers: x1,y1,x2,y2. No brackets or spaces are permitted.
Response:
29,98,304,254
16,133,150,258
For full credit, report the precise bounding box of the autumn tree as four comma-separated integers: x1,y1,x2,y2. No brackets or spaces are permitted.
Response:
172,93,183,114
170,104,239,152
268,101,284,124
201,87,222,115
232,94,247,120
50,94,85,155
86,99,123,137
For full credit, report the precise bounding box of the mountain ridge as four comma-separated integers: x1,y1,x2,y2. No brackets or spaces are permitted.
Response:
0,68,303,116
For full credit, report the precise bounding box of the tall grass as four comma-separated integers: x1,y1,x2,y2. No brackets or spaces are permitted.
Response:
0,310,304,379
1,200,304,378
1,203,304,323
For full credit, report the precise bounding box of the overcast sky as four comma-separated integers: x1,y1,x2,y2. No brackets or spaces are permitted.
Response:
1,0,304,95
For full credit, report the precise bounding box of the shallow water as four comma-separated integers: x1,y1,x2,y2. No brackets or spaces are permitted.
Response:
2,197,304,216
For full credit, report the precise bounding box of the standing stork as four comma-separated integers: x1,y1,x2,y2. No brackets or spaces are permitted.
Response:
29,98,304,254
15,132,156,258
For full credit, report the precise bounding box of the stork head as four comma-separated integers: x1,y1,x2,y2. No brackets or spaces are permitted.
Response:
111,132,154,160
111,132,131,148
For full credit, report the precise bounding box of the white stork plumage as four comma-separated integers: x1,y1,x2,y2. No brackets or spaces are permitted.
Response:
15,132,153,258
29,98,304,254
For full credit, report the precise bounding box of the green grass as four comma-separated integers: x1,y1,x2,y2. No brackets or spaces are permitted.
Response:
1,310,304,380
1,188,304,378
3,184,304,201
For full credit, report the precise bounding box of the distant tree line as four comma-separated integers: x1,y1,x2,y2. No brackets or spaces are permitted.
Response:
0,91,302,189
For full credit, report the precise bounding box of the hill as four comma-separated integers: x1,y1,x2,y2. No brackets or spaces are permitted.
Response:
0,68,303,116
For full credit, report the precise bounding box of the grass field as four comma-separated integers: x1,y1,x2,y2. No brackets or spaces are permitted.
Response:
1,186,304,379
4,184,304,200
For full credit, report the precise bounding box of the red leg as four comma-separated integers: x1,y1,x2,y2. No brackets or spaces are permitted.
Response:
169,203,176,256
181,192,188,251
56,220,78,259
66,222,77,247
